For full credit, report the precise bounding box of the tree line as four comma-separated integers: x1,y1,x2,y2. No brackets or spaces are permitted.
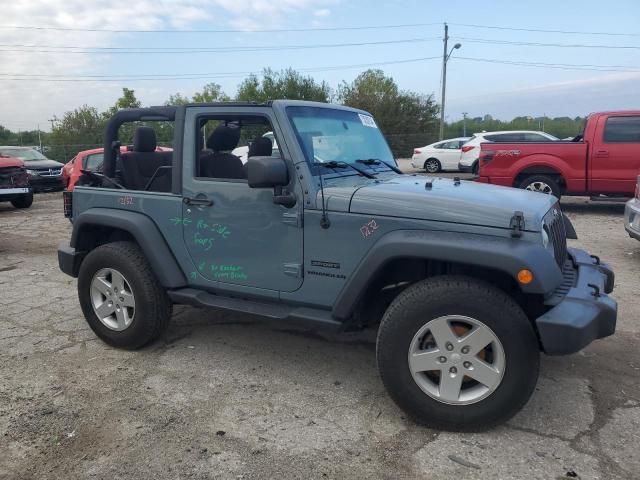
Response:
0,67,587,161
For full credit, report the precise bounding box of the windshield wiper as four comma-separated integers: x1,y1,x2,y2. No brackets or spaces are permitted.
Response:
356,158,404,174
313,160,376,179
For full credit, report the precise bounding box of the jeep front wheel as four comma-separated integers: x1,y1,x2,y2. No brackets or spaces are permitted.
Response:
77,241,171,349
376,275,539,431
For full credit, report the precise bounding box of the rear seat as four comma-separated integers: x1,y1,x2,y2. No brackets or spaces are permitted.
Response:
119,127,172,192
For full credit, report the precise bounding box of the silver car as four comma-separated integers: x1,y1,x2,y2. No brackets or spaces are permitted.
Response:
625,176,640,241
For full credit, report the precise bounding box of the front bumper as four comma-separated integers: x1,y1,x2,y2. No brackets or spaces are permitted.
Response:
0,186,32,200
624,198,640,241
58,242,83,278
536,247,616,355
30,175,64,192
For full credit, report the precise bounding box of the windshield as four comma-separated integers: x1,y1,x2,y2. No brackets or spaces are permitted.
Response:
286,106,394,170
0,148,48,161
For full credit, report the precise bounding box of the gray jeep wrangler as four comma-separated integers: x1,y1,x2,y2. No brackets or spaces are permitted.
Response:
58,101,617,431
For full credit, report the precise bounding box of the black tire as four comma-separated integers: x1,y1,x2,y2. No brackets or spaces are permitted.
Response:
11,193,33,209
423,158,441,174
77,241,171,349
518,174,562,200
471,161,479,175
376,275,539,432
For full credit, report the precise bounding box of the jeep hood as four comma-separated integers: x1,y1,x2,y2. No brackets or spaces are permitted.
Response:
322,174,557,232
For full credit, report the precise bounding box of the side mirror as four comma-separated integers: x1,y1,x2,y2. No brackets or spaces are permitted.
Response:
247,156,289,188
247,156,296,208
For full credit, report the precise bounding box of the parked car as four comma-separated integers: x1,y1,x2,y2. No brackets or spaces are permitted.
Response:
0,154,32,208
411,137,470,173
58,101,616,431
232,131,279,163
459,131,558,174
625,176,640,241
476,111,640,198
0,146,64,192
63,146,173,191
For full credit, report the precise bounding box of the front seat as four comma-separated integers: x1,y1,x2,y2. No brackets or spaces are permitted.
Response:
200,124,245,179
119,127,172,191
244,135,274,177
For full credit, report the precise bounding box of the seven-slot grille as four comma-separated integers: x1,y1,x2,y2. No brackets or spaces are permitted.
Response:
544,205,568,268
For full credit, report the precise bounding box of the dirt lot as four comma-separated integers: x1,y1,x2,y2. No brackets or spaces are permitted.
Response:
1,175,639,479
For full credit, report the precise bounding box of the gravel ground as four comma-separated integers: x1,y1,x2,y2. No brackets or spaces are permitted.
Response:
1,172,639,479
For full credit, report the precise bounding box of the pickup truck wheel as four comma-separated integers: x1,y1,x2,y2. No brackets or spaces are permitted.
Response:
519,175,561,199
424,158,441,173
77,241,171,349
11,193,33,209
376,275,539,431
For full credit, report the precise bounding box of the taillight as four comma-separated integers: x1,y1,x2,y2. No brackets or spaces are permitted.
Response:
63,190,73,218
461,145,475,153
414,149,422,154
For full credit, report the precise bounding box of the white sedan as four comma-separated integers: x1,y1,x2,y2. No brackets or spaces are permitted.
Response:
411,137,470,173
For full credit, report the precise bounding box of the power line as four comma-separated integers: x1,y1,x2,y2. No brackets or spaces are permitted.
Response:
0,37,440,54
455,56,640,72
451,22,640,37
0,56,442,82
456,37,640,50
0,22,440,33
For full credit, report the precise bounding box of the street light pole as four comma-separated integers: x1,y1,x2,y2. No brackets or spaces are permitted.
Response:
439,23,461,141
462,112,468,137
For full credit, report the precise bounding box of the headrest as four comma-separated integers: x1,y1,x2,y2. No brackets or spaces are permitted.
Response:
207,124,241,152
133,127,157,153
248,136,273,158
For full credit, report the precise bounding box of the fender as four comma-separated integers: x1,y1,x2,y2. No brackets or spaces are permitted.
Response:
71,208,187,289
510,154,572,183
332,229,562,320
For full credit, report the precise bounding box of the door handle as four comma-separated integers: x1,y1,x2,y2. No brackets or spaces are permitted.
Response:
183,196,213,207
595,150,609,158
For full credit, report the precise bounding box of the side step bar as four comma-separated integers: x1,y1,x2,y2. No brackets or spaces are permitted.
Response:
168,288,342,330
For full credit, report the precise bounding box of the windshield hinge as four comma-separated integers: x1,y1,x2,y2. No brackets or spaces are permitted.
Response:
509,211,525,238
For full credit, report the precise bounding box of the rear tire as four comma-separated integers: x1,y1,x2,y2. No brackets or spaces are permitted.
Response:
77,241,171,349
376,275,539,431
11,193,33,209
423,158,441,174
519,174,562,199
471,161,479,175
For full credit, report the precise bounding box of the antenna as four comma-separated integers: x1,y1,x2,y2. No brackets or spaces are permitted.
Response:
318,164,330,229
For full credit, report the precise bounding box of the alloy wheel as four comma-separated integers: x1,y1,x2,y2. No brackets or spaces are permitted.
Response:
90,268,136,331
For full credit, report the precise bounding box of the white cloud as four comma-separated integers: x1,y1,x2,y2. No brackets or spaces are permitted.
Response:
0,0,336,131
313,8,331,17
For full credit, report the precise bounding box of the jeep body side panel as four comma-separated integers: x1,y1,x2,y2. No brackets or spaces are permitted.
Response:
332,229,562,320
69,190,190,288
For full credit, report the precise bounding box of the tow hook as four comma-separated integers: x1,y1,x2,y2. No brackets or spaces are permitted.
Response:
587,283,601,297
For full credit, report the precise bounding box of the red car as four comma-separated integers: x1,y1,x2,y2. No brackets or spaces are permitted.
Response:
476,111,640,198
0,154,32,208
64,146,171,191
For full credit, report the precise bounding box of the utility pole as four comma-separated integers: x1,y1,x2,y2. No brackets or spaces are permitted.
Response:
439,24,461,140
439,23,449,141
462,112,468,137
48,116,57,131
37,124,42,151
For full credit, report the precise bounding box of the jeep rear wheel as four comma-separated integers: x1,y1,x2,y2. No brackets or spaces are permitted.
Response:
376,275,539,431
78,241,171,349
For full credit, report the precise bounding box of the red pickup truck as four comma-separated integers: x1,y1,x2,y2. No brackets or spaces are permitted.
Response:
476,111,640,198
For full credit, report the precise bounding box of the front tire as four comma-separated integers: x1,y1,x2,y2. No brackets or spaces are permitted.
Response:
423,158,441,174
78,241,171,349
11,193,33,209
376,275,539,431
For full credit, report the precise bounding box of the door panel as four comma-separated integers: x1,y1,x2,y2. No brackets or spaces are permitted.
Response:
590,115,640,194
181,107,304,293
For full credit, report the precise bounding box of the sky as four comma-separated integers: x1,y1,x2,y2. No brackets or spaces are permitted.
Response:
0,0,639,132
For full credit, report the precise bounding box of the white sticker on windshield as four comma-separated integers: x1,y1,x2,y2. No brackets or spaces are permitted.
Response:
358,114,377,128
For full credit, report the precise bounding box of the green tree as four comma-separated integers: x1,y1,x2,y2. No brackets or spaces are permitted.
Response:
192,83,230,103
48,106,105,161
236,68,330,103
338,69,439,157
